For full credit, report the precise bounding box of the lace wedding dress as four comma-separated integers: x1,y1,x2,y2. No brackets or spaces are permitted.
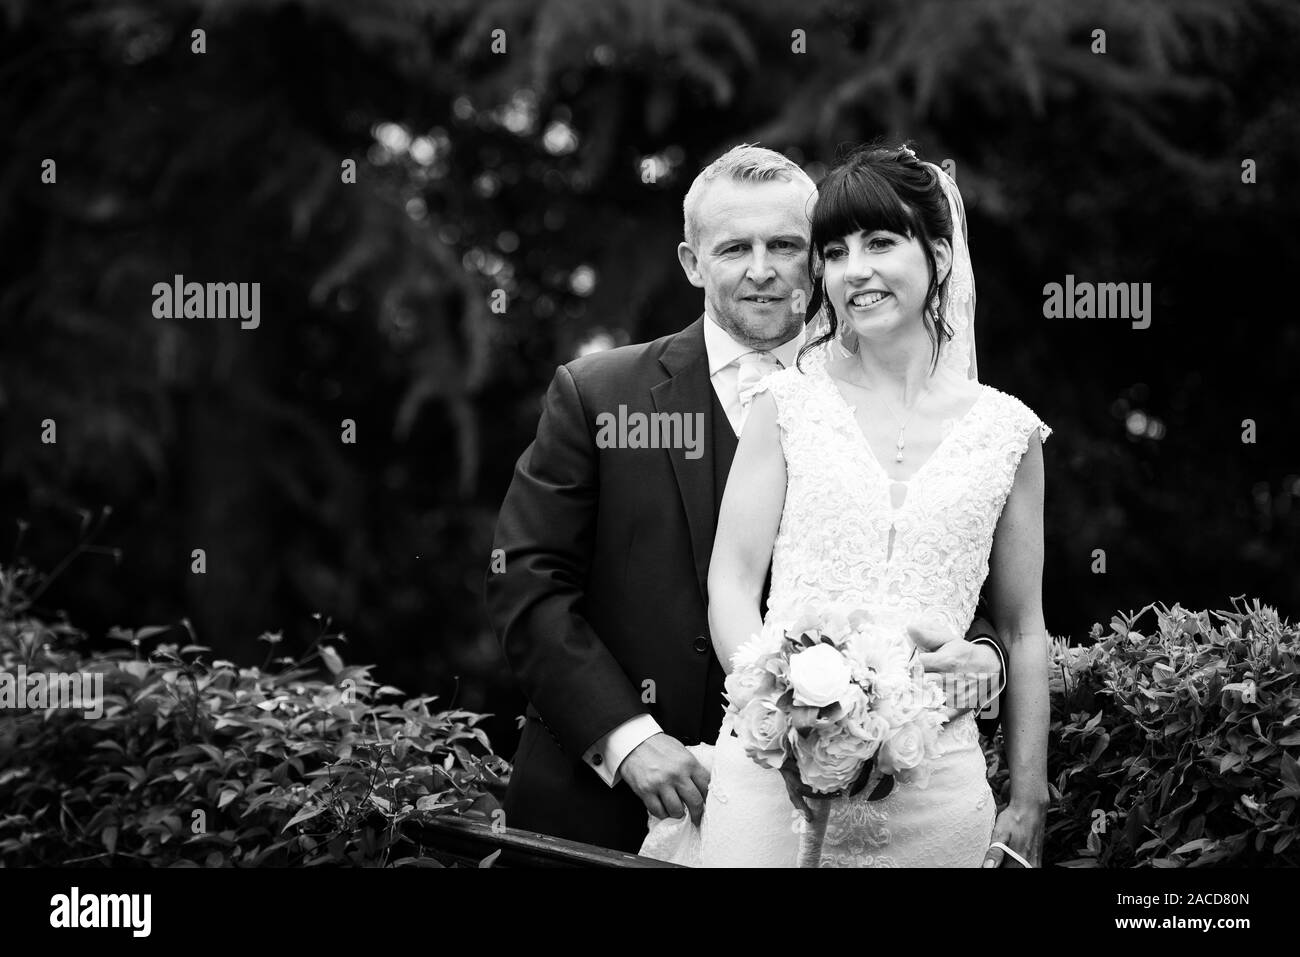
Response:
640,356,1050,867
638,160,1049,866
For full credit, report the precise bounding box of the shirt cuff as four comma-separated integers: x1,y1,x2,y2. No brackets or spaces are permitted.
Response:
968,635,1007,712
583,714,662,788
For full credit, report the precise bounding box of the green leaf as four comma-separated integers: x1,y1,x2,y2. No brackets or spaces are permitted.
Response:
281,805,326,831
119,661,150,681
102,826,118,855
86,806,116,834
320,646,344,675
1281,754,1300,791
1088,732,1110,765
415,796,457,813
251,839,293,865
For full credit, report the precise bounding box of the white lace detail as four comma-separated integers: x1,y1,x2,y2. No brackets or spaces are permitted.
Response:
756,364,1049,640
934,163,978,382
637,160,1052,866
814,711,994,867
757,364,1042,867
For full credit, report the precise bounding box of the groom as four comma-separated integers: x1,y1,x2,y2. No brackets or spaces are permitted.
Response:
485,145,1005,854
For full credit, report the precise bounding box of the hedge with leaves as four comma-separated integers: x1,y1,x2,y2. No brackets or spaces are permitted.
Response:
5,550,1299,867
986,599,1300,866
0,561,506,867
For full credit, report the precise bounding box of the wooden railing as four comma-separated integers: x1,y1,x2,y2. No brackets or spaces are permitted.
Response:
416,814,683,868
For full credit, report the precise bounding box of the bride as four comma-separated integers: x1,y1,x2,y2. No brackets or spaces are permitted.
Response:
642,144,1049,867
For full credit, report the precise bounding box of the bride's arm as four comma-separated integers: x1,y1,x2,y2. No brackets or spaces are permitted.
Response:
708,390,787,675
985,430,1050,861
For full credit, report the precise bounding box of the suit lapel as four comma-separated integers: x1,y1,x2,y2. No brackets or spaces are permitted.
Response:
652,317,731,601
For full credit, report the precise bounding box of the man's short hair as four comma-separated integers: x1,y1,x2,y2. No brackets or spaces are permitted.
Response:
682,143,816,248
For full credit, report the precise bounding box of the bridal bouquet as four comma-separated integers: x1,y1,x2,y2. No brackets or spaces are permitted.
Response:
725,606,949,802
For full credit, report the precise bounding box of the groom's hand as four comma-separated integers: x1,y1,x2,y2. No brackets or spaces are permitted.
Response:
910,623,1002,721
620,733,710,825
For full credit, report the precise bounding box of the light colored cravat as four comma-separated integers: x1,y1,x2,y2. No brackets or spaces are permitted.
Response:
735,351,783,432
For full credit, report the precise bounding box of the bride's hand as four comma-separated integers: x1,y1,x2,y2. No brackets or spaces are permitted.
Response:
910,623,1002,720
983,800,1046,867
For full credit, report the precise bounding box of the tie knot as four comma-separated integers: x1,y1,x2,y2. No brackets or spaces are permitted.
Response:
736,351,782,405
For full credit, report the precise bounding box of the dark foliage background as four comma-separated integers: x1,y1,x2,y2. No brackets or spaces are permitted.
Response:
2,0,1297,757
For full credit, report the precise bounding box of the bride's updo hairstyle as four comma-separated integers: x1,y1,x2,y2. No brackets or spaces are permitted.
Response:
797,143,954,371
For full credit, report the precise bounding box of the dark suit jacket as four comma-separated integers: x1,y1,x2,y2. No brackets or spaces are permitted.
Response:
485,317,1002,854
486,317,733,852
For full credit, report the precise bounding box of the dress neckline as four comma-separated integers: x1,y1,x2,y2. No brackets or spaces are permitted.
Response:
817,364,990,487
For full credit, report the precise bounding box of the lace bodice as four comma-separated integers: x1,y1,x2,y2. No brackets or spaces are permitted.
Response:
639,349,1052,869
637,166,1043,867
755,359,1050,641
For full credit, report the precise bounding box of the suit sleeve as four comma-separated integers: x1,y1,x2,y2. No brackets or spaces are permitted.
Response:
970,598,1004,739
583,713,663,787
485,364,647,758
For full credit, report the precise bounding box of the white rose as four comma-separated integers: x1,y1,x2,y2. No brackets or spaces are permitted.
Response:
916,710,946,760
724,666,775,712
842,695,889,760
793,726,870,794
734,697,790,769
837,682,869,718
877,722,926,775
788,643,852,708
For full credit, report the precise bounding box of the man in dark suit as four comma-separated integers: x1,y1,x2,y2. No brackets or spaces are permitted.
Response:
485,145,1005,854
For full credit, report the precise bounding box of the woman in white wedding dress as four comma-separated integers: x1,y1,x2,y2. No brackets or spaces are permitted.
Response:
641,145,1050,867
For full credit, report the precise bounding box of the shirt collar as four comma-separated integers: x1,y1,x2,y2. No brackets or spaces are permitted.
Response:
703,307,807,377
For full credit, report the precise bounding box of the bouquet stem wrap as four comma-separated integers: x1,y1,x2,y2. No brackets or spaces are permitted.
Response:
797,797,833,868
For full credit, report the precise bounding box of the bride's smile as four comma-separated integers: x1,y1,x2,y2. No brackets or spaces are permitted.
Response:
824,228,950,345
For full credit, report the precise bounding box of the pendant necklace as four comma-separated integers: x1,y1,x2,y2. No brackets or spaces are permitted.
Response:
857,375,932,464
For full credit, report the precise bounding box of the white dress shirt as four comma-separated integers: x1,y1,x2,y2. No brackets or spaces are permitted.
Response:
581,311,807,786
703,309,807,435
